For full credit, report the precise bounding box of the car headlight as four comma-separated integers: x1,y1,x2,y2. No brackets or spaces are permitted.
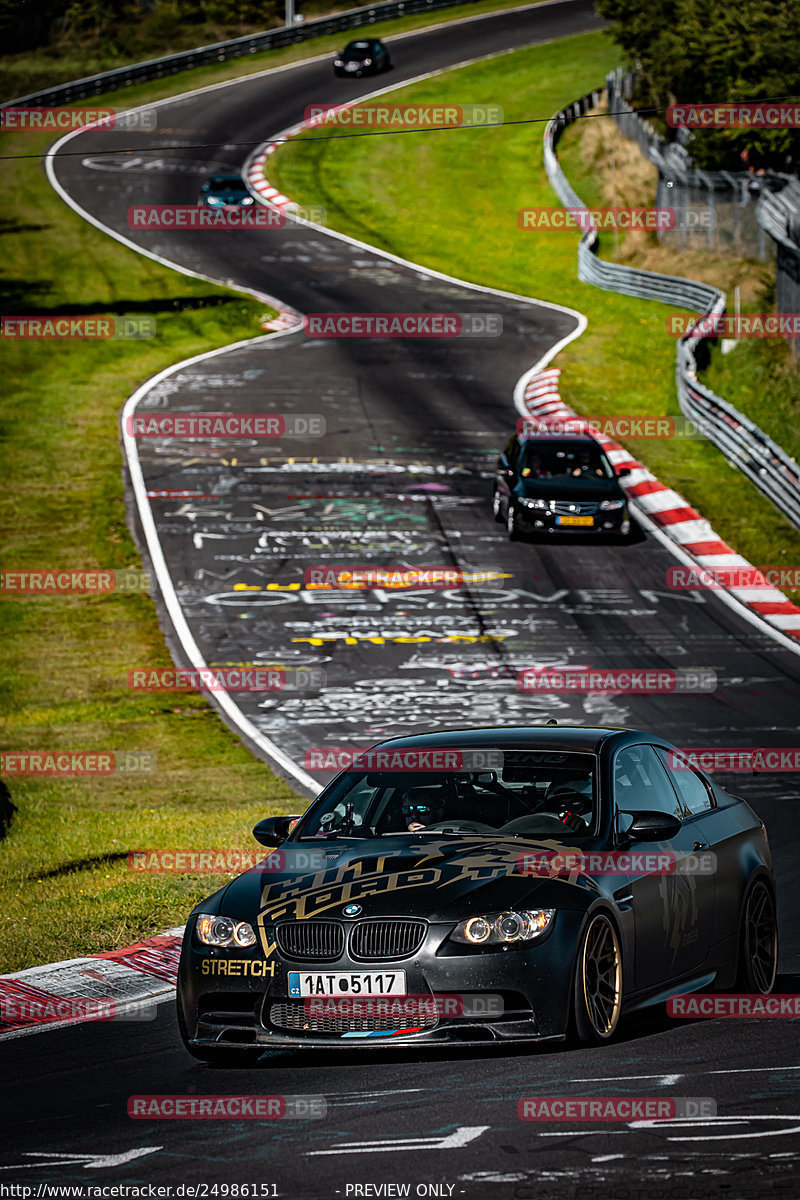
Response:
334,59,344,65
241,196,254,206
363,58,372,65
599,499,625,511
196,913,257,947
206,195,224,206
450,909,555,945
521,498,549,509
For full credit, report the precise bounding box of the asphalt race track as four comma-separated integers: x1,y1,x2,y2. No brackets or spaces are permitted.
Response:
5,2,800,1195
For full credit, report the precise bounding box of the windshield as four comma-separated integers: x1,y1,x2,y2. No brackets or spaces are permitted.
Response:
345,41,371,53
295,751,597,840
209,176,246,190
520,441,613,480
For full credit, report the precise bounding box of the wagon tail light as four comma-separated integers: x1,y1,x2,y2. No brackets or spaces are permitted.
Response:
449,909,555,945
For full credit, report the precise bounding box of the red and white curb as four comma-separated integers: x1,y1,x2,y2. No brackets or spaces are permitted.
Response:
245,101,352,215
0,928,184,1039
246,138,304,333
523,368,800,640
261,308,302,332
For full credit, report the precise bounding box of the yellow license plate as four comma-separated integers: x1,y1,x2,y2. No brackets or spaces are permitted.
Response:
557,515,594,527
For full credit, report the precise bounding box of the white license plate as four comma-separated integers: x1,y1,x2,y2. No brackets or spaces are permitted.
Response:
345,62,358,71
287,970,407,997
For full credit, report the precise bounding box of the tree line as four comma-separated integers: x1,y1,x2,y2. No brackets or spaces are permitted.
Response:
594,0,800,171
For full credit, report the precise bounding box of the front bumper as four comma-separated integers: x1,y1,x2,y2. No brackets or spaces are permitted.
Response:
178,916,580,1051
515,504,629,535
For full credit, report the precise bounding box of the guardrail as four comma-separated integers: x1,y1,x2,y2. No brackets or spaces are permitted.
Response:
543,85,800,532
3,0,474,108
757,180,800,361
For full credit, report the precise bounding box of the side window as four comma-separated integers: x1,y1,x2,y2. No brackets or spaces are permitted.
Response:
613,744,684,820
655,747,713,816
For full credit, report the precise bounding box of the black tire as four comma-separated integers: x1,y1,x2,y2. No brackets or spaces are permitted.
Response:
573,912,623,1044
506,504,519,541
492,488,504,523
176,989,261,1066
736,879,778,994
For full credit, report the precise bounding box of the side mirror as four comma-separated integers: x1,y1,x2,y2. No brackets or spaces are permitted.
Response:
617,467,631,478
620,809,682,841
253,815,300,847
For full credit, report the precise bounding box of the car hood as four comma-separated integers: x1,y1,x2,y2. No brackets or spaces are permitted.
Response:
218,836,592,924
517,476,624,501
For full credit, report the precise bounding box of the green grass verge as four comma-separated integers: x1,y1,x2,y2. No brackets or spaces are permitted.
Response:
268,29,800,581
0,126,289,975
703,334,800,468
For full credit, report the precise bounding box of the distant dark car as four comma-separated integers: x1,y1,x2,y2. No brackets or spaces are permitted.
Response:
176,725,777,1063
333,38,391,77
493,432,631,540
199,175,254,208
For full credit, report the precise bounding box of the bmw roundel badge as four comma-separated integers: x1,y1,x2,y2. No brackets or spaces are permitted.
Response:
342,903,362,917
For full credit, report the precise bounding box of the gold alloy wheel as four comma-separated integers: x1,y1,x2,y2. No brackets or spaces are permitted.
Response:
580,914,622,1039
